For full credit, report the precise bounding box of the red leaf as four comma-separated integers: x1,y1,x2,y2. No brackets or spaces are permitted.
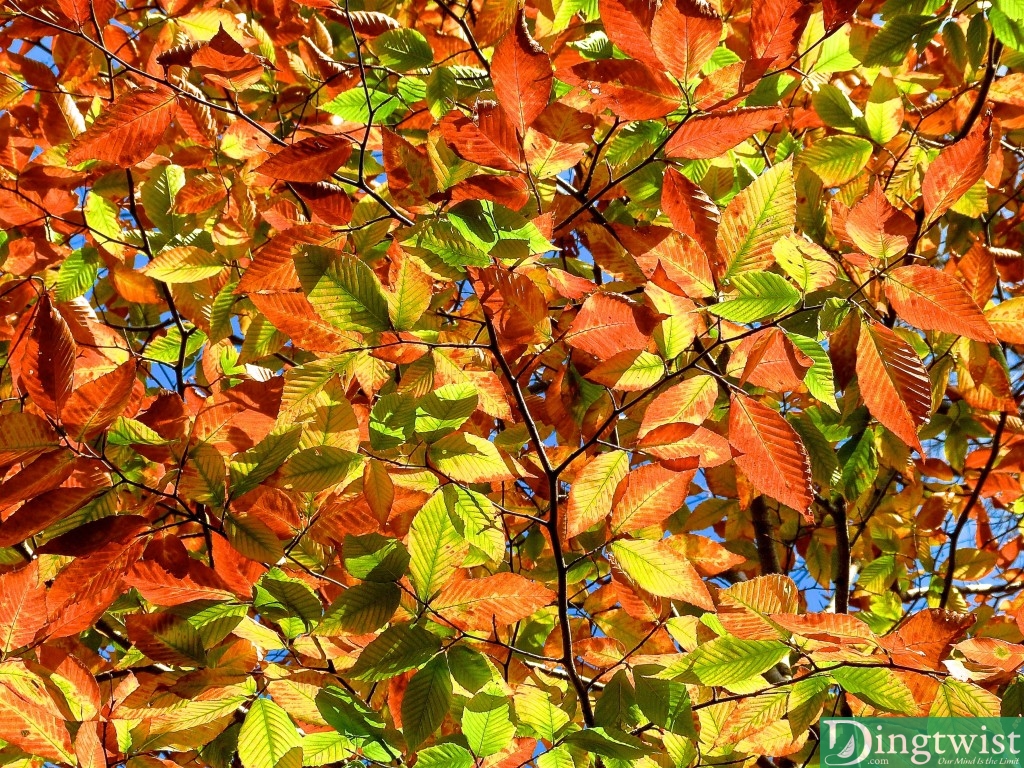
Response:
57,0,114,29
0,449,76,513
751,0,813,67
885,266,997,343
855,321,931,452
662,167,724,276
191,26,266,90
67,87,178,167
597,0,660,68
13,294,75,418
291,181,353,225
823,0,860,32
434,572,555,631
565,293,653,358
0,561,47,653
0,486,101,548
650,0,722,83
567,60,681,120
441,104,522,171
922,113,992,224
256,134,352,183
734,327,812,391
61,360,138,441
728,393,812,517
665,107,785,159
491,10,552,135
615,225,715,297
879,609,975,670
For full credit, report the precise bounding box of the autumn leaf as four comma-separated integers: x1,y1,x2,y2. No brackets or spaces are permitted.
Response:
67,87,177,167
491,10,552,135
885,266,997,343
728,394,812,517
433,573,555,631
665,107,785,160
256,135,353,183
855,321,932,452
922,112,992,224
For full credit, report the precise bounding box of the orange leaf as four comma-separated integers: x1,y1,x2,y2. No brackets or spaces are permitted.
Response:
985,297,1024,344
768,613,875,644
434,573,555,631
0,561,47,653
922,113,992,224
67,87,177,167
597,0,660,68
885,266,997,343
566,293,652,358
638,374,718,438
0,672,74,763
728,393,812,517
13,294,75,419
879,609,975,670
256,134,353,183
665,107,784,160
611,464,693,534
441,103,522,171
841,181,916,262
638,423,732,470
0,486,101,548
0,414,60,468
650,0,722,82
491,10,552,135
662,167,723,277
0,449,76,514
61,360,138,441
855,321,931,452
750,0,812,67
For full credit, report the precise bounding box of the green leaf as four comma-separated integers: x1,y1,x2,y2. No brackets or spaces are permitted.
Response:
679,637,790,686
609,538,710,607
786,332,839,411
401,654,452,748
633,665,695,737
516,685,571,741
428,432,511,483
299,246,391,333
811,84,863,134
349,624,441,681
300,731,355,767
343,533,410,582
229,426,302,499
929,678,1001,717
320,581,401,635
415,382,479,441
447,200,552,262
992,6,1024,51
719,160,796,278
55,248,99,302
415,744,474,768
409,491,468,601
369,392,417,451
865,15,940,66
280,446,363,492
225,513,284,562
237,699,301,768
408,220,491,269
321,87,402,124
369,28,433,71
800,136,873,187
387,254,432,330
106,416,173,446
146,324,207,365
462,691,515,757
144,246,225,283
830,666,917,714
865,75,903,145
316,686,389,742
709,271,800,323
563,727,654,759
256,568,323,629
140,162,185,241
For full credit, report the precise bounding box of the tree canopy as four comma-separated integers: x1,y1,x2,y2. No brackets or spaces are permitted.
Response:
0,0,1023,765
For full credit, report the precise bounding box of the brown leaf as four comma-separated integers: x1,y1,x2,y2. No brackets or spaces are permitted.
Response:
650,0,722,82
